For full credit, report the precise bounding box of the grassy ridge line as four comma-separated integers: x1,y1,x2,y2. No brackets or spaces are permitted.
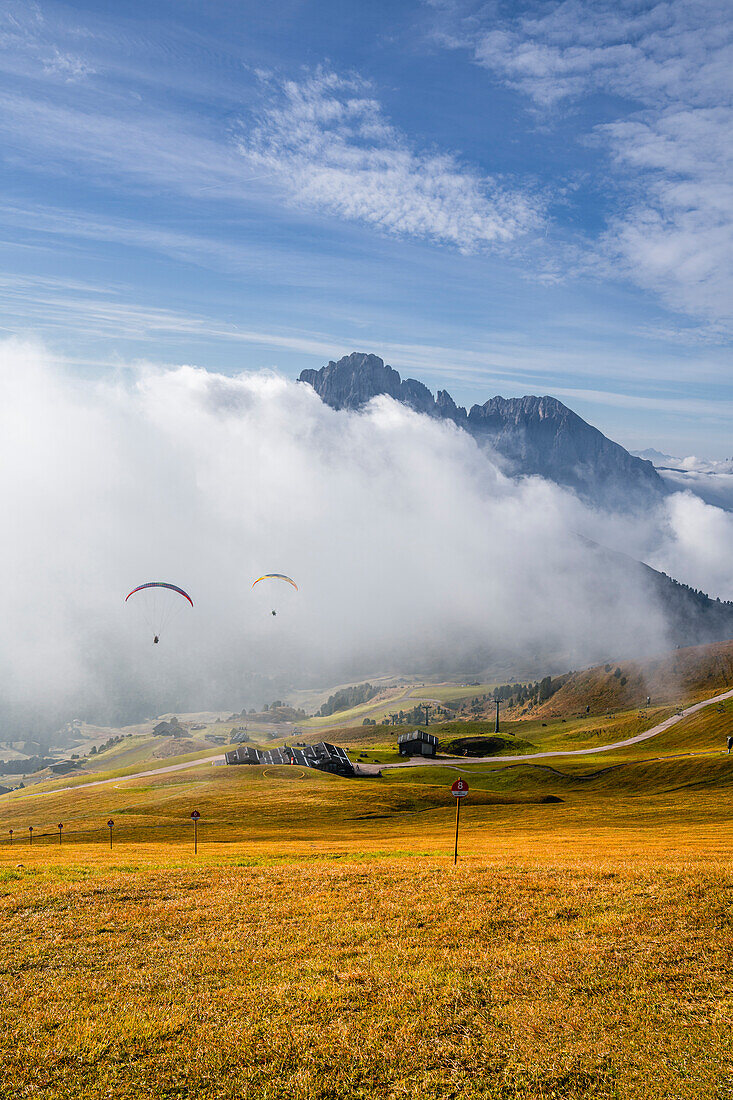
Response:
6,690,729,809
3,742,733,855
533,638,733,719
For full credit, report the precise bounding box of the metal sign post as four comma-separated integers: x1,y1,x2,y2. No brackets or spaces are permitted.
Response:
451,778,469,865
191,810,201,854
8,829,13,846
28,826,33,846
57,823,63,845
107,820,114,849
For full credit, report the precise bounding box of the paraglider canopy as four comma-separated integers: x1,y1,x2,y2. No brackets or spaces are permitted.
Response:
125,582,194,606
251,574,298,591
125,582,193,643
251,574,297,619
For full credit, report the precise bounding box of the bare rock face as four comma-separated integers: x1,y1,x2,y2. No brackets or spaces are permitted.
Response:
300,353,402,410
465,394,663,506
299,353,664,509
300,352,457,419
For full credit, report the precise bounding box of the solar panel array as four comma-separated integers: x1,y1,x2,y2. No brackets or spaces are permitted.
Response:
225,741,355,776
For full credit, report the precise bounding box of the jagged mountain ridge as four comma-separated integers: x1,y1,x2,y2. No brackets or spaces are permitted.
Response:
300,352,665,508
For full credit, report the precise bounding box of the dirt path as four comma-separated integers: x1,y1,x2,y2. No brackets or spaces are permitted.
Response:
378,687,733,770
19,754,227,798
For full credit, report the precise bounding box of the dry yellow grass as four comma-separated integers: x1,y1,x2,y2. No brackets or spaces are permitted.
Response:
2,677,733,1097
533,639,733,719
1,840,732,1099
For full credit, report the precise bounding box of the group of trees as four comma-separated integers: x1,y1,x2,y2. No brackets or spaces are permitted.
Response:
491,674,570,711
609,666,628,686
259,702,308,723
318,682,379,717
0,756,51,774
90,733,128,754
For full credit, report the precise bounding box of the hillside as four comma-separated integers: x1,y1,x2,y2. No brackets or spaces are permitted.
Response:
580,536,733,649
529,639,733,719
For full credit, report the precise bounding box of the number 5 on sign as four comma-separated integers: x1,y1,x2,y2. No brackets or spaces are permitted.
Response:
451,779,469,865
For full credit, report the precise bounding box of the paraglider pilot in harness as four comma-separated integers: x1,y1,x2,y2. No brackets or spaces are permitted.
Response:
251,573,298,619
125,583,194,645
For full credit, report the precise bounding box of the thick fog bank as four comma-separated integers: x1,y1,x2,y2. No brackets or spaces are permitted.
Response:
1,339,731,738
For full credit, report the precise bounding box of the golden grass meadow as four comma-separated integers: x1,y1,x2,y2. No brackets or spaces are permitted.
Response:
2,665,733,1098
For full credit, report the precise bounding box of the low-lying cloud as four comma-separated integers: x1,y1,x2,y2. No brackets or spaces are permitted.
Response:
1,338,731,737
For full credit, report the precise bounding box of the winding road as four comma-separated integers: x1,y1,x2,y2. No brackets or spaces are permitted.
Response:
8,687,733,799
377,687,733,770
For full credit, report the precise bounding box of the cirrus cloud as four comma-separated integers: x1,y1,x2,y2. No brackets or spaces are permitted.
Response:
432,0,733,327
237,68,543,253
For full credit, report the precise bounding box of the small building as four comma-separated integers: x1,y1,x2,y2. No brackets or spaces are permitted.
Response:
397,729,438,757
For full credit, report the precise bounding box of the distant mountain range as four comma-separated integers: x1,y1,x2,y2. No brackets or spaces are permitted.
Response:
632,448,679,467
300,352,733,648
631,449,733,512
300,352,665,510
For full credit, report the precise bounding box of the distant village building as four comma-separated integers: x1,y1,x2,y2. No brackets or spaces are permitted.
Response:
397,730,438,757
153,717,186,738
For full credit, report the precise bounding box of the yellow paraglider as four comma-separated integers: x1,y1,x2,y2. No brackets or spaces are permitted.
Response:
251,574,298,617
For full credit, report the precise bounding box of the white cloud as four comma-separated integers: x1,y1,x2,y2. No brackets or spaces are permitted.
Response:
599,106,733,322
0,3,94,84
448,0,730,109
237,69,542,252
42,48,95,82
4,336,709,736
648,491,733,595
434,0,733,324
656,457,733,511
0,89,261,201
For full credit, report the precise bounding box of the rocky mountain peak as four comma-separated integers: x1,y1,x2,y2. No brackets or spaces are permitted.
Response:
299,352,665,509
299,352,402,410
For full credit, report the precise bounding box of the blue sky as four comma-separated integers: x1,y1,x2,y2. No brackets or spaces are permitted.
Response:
0,0,731,455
